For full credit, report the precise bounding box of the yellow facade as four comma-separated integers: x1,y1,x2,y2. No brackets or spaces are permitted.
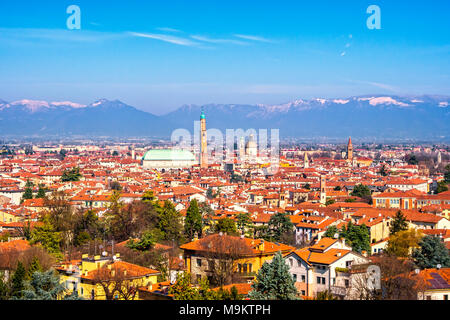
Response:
58,255,159,300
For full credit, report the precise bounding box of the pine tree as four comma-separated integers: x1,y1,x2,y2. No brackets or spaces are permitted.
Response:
21,270,67,300
26,257,43,280
390,210,408,235
22,186,33,202
412,235,450,269
0,277,9,300
184,199,203,240
10,261,26,299
157,200,184,243
248,251,299,300
36,185,46,199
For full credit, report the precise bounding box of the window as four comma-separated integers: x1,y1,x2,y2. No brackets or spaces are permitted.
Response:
317,276,321,284
322,277,326,285
444,295,448,300
301,290,306,296
196,258,202,267
345,261,352,268
344,279,350,288
301,275,306,282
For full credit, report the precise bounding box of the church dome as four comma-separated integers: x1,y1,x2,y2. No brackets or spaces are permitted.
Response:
142,149,195,161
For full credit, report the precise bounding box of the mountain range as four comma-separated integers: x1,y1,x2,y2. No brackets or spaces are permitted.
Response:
0,95,449,140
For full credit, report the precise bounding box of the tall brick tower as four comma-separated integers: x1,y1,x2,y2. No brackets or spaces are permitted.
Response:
320,175,327,205
304,151,309,168
200,110,208,169
347,137,353,163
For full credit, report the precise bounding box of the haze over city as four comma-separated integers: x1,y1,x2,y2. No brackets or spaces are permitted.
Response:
0,0,449,114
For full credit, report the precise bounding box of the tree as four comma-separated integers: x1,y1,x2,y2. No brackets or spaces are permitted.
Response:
30,215,63,258
61,167,82,182
386,229,423,258
36,185,46,199
352,254,427,300
10,261,26,299
90,263,145,300
199,234,254,287
304,183,311,190
44,192,76,250
169,272,200,300
436,181,448,194
0,277,8,300
325,198,335,206
236,213,253,237
157,200,184,244
333,186,341,191
26,257,42,280
22,181,34,202
110,181,122,191
412,235,450,269
315,290,337,300
351,184,372,203
267,212,294,242
323,226,339,239
339,222,371,254
379,165,389,177
406,154,418,165
126,230,157,251
206,187,215,199
59,149,67,160
248,251,298,300
389,210,408,235
444,164,450,184
21,270,68,300
214,218,238,235
141,190,155,202
184,199,203,241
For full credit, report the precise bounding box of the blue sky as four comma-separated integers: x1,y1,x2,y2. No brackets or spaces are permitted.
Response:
0,0,449,114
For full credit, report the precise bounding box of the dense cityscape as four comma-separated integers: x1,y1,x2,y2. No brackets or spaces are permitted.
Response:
0,110,449,301
1,1,449,310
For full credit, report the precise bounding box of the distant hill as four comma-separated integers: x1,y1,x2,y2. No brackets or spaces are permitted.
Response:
0,95,449,139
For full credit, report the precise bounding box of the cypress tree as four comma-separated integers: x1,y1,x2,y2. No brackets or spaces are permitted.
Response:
248,251,299,300
390,210,408,235
26,257,43,280
11,261,26,299
184,199,203,240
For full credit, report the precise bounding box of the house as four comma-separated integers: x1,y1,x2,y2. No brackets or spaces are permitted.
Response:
56,253,160,300
180,233,295,285
283,238,369,298
415,268,450,300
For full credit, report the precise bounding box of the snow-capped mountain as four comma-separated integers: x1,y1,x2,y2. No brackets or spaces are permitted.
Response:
0,95,449,139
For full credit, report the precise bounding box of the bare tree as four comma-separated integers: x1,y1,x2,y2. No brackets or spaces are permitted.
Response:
199,234,254,287
89,263,145,300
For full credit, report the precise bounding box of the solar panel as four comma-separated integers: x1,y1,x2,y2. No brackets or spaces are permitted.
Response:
428,273,450,289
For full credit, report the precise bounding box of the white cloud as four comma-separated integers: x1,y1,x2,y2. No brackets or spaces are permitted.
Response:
156,27,182,33
234,34,273,43
190,35,247,45
129,32,200,47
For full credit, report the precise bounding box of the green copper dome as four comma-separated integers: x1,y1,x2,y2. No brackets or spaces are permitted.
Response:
142,149,195,161
200,110,205,119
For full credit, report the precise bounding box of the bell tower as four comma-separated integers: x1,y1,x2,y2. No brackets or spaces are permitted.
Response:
347,137,353,163
200,109,208,169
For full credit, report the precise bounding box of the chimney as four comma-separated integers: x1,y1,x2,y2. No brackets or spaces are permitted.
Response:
336,252,342,257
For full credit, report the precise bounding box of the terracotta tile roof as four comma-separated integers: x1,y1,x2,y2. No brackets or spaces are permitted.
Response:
180,234,295,256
